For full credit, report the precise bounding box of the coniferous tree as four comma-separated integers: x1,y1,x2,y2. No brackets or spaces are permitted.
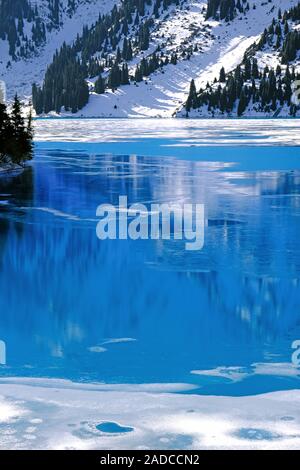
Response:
121,63,130,85
219,67,226,82
0,97,33,165
138,21,150,50
206,0,237,21
186,79,198,111
237,87,248,116
94,74,105,94
108,62,121,90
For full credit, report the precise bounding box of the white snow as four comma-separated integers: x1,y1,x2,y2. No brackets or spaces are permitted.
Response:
0,377,300,449
0,401,26,423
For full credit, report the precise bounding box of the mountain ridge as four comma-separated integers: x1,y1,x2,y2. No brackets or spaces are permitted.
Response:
0,0,299,117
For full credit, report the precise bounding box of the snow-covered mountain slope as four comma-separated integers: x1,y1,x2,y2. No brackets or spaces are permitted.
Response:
0,0,117,100
68,0,297,118
176,1,300,117
1,0,298,117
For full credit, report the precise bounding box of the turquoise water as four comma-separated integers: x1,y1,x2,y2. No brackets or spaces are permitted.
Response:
1,124,300,396
96,422,134,434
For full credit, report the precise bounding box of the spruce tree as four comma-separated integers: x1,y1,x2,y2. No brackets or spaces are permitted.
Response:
186,79,197,111
94,74,105,94
237,87,248,116
219,67,226,82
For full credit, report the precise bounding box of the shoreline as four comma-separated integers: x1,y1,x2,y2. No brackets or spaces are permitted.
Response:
33,115,300,121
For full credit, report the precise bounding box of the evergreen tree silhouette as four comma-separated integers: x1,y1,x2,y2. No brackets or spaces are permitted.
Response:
0,96,33,167
94,75,105,94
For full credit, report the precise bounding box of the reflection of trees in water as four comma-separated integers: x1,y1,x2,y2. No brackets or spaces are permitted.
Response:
194,271,300,339
0,166,34,206
0,166,34,264
0,153,300,370
1,224,299,377
258,171,300,197
0,218,9,267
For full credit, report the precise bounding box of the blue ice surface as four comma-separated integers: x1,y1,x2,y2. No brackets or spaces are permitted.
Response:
35,141,300,172
0,139,300,397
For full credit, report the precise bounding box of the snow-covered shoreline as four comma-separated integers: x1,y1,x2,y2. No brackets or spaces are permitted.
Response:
0,377,300,450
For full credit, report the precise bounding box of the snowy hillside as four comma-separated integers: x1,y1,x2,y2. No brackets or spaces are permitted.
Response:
177,1,300,117
1,0,299,117
70,0,298,118
0,0,118,100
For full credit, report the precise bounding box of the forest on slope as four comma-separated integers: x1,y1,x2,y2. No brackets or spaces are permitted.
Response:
1,0,298,117
182,2,300,117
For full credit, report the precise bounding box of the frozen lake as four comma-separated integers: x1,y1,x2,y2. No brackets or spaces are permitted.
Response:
0,119,300,449
34,118,300,146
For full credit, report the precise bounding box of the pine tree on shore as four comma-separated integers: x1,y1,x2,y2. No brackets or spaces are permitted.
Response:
0,97,33,166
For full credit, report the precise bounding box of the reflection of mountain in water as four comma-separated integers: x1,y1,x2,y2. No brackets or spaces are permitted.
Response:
0,151,299,388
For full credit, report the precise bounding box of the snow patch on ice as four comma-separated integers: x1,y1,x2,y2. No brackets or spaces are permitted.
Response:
1,378,300,449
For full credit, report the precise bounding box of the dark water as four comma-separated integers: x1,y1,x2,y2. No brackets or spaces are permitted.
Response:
0,146,300,396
